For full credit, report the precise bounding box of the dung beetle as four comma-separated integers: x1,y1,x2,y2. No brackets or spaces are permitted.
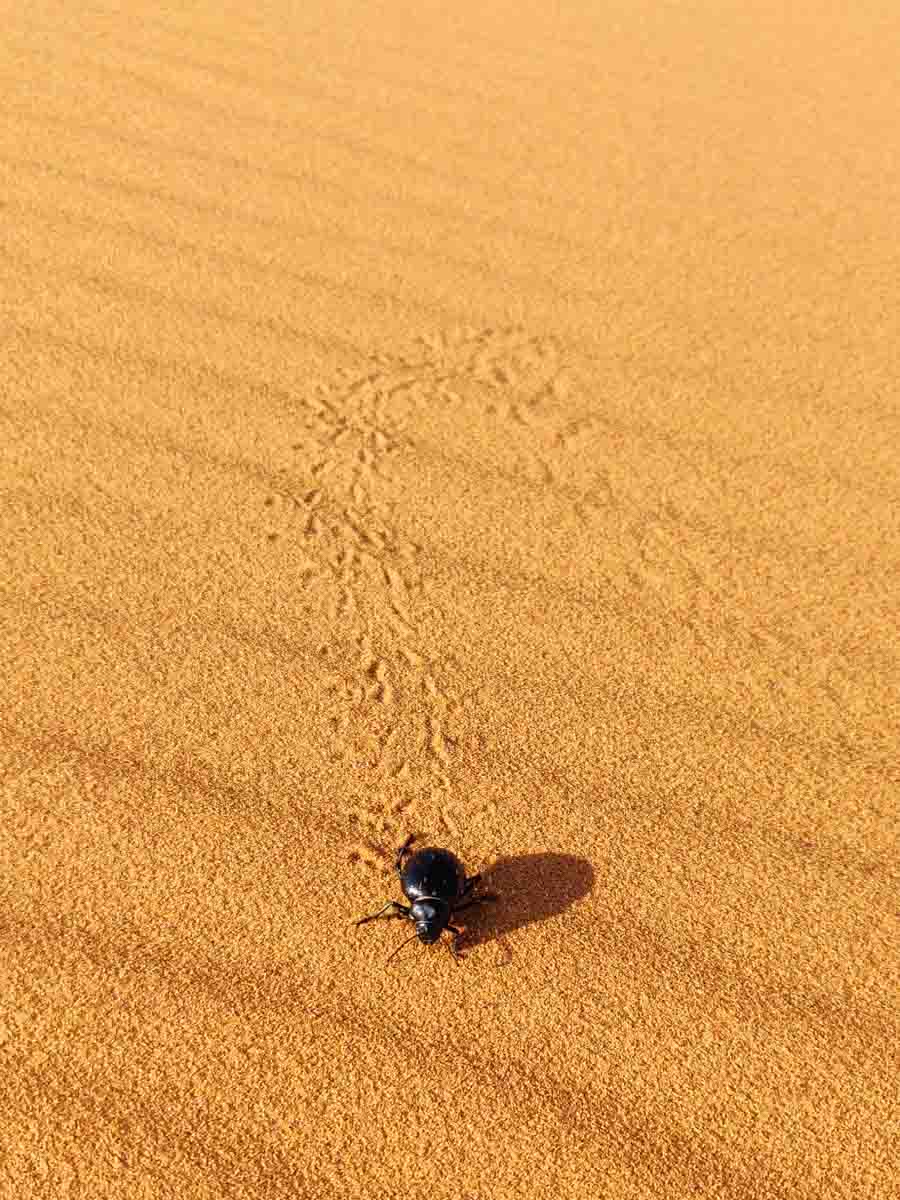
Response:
355,835,498,963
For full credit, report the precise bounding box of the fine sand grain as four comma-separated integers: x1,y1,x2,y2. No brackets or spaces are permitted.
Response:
2,2,898,1197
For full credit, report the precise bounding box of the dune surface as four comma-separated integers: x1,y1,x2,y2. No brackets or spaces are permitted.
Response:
2,2,898,1197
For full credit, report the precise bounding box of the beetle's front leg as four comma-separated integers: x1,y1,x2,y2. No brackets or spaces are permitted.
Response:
354,901,411,927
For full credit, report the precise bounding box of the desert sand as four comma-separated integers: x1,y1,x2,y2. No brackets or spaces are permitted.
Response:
2,2,898,1197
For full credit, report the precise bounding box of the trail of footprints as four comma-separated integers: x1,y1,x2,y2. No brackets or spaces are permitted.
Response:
263,324,741,871
261,326,575,871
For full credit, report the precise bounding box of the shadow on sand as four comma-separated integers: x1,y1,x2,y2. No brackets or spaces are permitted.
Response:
461,852,595,958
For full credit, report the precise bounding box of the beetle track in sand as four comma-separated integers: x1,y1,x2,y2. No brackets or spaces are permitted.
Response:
262,325,591,865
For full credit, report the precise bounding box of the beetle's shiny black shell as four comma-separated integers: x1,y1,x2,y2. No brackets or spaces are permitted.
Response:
400,846,465,903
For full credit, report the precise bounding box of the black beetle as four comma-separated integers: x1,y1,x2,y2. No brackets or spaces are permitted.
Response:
355,835,497,963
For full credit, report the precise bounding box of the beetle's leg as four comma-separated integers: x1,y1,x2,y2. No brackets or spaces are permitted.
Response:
452,893,499,914
447,924,464,961
394,834,416,874
460,873,481,898
354,901,411,927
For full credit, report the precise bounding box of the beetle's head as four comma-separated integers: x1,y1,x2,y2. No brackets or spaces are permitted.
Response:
410,898,449,944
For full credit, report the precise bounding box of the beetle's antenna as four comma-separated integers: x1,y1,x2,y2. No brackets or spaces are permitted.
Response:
385,930,418,967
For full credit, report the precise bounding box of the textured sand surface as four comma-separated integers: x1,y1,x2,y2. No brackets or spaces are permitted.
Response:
2,3,898,1197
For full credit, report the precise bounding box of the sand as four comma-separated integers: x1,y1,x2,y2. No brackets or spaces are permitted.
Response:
2,2,898,1197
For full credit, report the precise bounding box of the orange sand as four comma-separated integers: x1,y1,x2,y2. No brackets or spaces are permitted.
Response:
2,3,898,1197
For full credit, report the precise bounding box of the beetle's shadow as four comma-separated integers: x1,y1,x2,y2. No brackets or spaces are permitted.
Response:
461,853,594,956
